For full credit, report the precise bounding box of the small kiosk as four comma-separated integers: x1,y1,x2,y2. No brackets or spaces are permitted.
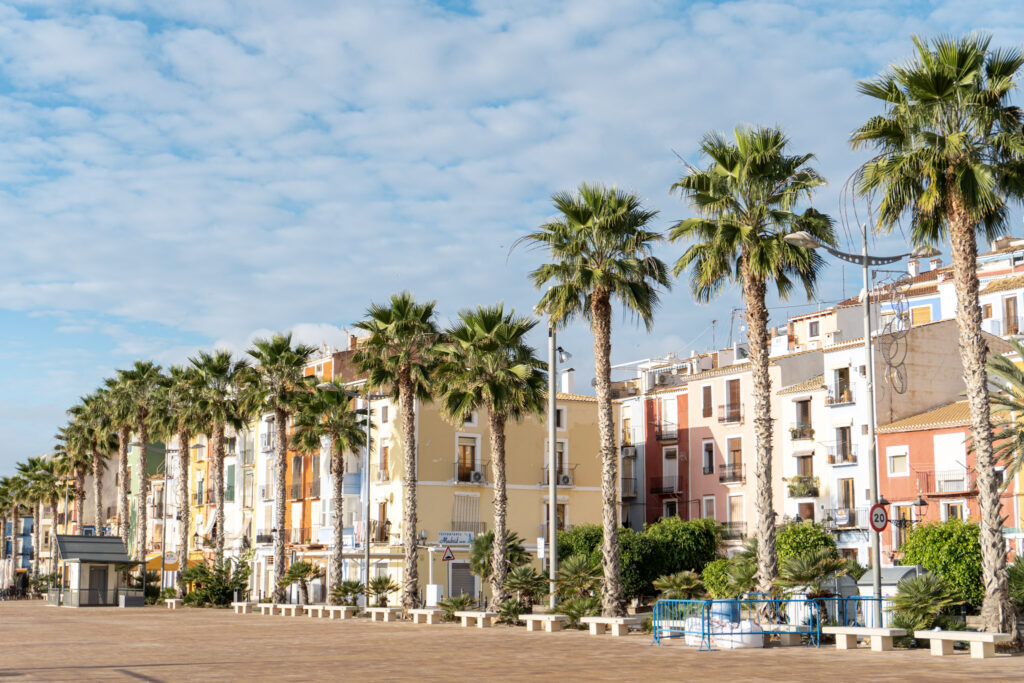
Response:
53,535,144,607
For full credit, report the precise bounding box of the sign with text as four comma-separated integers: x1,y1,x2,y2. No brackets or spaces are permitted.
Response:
869,504,889,533
438,530,474,546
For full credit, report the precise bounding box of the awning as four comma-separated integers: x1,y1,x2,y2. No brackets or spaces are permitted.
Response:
792,450,814,457
145,551,184,571
202,515,216,536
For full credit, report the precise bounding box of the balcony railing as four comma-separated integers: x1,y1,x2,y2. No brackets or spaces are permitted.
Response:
289,527,312,544
933,469,972,493
717,404,743,424
242,445,255,466
449,520,486,535
722,521,746,539
787,475,820,498
289,482,302,500
621,477,637,498
191,492,204,506
540,466,575,487
826,383,854,406
260,433,275,451
702,463,714,475
455,462,489,484
648,476,678,495
653,422,678,441
827,442,857,465
255,532,273,544
790,424,814,440
306,478,321,499
719,463,745,484
826,506,868,528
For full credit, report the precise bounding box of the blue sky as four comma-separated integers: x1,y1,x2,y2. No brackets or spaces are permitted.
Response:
2,0,1023,473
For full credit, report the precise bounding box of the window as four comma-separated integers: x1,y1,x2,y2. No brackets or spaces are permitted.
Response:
838,477,855,509
546,440,567,477
796,455,813,477
379,445,390,477
944,502,965,521
726,379,740,417
243,471,254,509
544,503,567,532
895,505,912,548
463,411,478,427
702,441,714,474
457,436,477,482
887,446,909,476
663,500,678,518
376,502,389,542
702,385,712,418
555,407,566,430
381,405,388,424
983,303,993,319
808,320,820,338
726,437,742,467
621,408,632,445
225,464,235,502
910,306,932,326
702,496,716,520
311,454,320,497
662,446,678,492
794,400,811,438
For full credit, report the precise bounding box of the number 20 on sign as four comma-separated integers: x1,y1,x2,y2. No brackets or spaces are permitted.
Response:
869,504,888,533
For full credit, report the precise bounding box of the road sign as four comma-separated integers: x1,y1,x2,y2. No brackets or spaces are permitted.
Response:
441,545,455,562
537,537,545,560
869,504,888,533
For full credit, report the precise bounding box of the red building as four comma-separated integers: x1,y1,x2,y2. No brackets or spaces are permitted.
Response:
642,389,690,524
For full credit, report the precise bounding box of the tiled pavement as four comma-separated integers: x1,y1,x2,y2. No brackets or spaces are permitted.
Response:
0,601,1019,681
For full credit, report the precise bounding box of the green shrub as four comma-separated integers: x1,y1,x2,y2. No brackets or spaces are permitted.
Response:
887,573,965,646
556,554,601,600
1009,561,1024,610
642,517,720,574
179,558,251,607
900,519,982,607
439,593,474,621
844,560,868,581
367,575,400,606
776,522,837,561
131,571,162,604
653,570,704,600
470,530,531,580
556,524,603,562
702,559,731,599
330,580,364,606
559,596,600,627
278,561,324,605
506,565,548,608
497,598,525,625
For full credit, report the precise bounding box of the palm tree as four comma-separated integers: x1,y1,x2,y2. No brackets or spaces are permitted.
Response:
434,303,546,602
244,332,316,603
851,34,1024,637
291,377,366,597
18,457,58,576
153,365,203,596
190,350,250,560
2,476,25,571
116,361,166,561
989,339,1024,486
521,183,669,616
354,292,441,609
55,421,93,533
0,477,10,562
670,127,835,609
105,377,135,544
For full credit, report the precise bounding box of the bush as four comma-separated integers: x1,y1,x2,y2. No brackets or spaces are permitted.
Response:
618,528,660,600
367,575,400,606
559,596,600,627
279,561,324,605
506,565,548,608
130,571,162,604
887,573,965,646
497,598,525,625
1009,561,1024,610
556,524,604,562
643,517,720,574
439,593,474,621
900,519,982,607
653,571,704,600
776,522,837,561
330,580,364,607
556,554,601,600
470,530,531,580
702,559,732,599
180,559,251,607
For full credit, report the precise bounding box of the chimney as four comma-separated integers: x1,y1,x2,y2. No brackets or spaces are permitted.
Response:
907,258,920,277
929,257,942,271
560,368,575,394
349,334,359,350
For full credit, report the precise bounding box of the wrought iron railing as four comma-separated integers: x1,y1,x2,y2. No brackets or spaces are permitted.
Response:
718,463,744,484
826,383,855,406
787,475,820,498
654,422,678,441
621,477,637,498
649,476,678,494
722,521,746,539
717,404,743,424
827,442,857,465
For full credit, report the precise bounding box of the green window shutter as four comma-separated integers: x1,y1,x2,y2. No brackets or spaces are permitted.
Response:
226,465,236,502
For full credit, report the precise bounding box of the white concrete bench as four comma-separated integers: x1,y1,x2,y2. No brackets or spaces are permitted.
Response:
276,604,302,617
580,616,642,637
822,626,907,652
231,601,256,614
164,598,183,610
408,608,444,625
325,605,359,620
258,603,277,615
522,614,569,632
366,607,403,622
304,605,327,618
914,629,1011,659
775,624,810,646
455,611,499,628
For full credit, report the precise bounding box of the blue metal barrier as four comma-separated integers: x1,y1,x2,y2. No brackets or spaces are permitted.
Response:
817,596,891,628
652,597,822,650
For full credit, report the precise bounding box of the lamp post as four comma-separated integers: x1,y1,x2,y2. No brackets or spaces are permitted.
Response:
158,450,177,593
784,225,939,625
546,323,571,610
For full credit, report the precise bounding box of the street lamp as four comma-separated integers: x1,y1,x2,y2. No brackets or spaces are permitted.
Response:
546,317,572,610
784,225,940,625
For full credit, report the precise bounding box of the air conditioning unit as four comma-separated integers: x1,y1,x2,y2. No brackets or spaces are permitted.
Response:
558,473,574,486
621,445,637,458
470,470,485,484
656,374,670,385
627,386,638,395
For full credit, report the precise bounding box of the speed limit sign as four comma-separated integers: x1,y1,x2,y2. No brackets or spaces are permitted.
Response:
869,504,888,533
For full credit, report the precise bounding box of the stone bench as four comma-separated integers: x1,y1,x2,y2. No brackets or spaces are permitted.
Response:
304,605,327,618
775,623,811,646
408,608,444,625
325,606,359,620
231,601,256,614
522,614,569,633
580,616,642,637
366,607,403,622
822,626,907,652
276,604,302,617
913,629,1011,659
164,598,183,610
455,611,499,628
258,603,277,615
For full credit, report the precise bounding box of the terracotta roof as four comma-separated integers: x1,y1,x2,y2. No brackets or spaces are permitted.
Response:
877,400,970,433
777,374,825,396
555,392,598,403
982,273,1024,294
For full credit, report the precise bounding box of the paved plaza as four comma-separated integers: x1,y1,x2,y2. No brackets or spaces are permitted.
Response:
0,602,1020,681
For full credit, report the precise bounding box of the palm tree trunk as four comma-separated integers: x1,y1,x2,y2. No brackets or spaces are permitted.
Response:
49,497,58,576
32,503,41,576
591,289,624,617
92,451,105,537
488,408,510,604
273,407,288,603
0,513,5,561
399,369,420,609
947,201,1018,639
742,260,778,618
212,422,226,561
137,417,149,563
117,425,130,544
329,440,345,598
299,580,308,606
176,429,191,599
9,506,18,573
74,467,86,532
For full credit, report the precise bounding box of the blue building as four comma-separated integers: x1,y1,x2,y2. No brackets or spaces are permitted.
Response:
4,516,34,570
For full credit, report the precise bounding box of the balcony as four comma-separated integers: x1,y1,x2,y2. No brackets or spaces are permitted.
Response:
289,482,302,500
653,422,678,441
717,404,743,424
648,476,678,495
191,492,204,506
790,424,814,441
787,475,820,498
255,532,273,544
621,478,637,498
306,478,321,499
259,433,275,452
702,464,714,475
826,507,868,529
289,527,312,544
933,469,972,493
540,466,576,487
826,383,855,407
242,445,255,466
827,443,857,465
719,463,745,484
722,521,746,539
455,462,489,485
